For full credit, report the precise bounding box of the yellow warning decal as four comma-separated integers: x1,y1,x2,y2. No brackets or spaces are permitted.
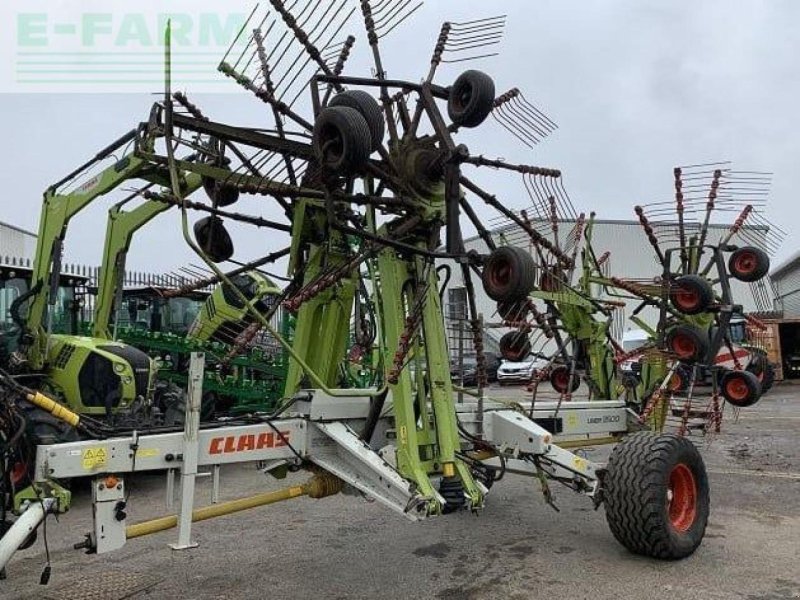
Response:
136,448,158,459
572,456,587,471
82,447,108,470
566,413,579,428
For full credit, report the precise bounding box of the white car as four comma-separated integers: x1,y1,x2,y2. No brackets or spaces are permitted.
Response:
497,357,547,385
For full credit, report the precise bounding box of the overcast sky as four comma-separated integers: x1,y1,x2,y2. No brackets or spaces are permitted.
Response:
1,0,797,276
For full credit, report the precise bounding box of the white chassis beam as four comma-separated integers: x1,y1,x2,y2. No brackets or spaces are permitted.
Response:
20,389,629,557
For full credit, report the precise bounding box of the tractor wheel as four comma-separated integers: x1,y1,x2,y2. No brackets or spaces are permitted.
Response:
447,70,496,128
497,299,529,321
720,369,761,407
604,432,709,559
670,275,714,315
312,106,372,173
666,326,708,363
162,385,216,426
328,90,385,151
194,216,234,263
482,246,537,301
550,365,580,394
728,246,770,282
498,331,531,362
202,174,240,207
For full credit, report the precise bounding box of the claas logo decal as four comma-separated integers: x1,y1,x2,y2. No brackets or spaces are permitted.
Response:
209,431,291,454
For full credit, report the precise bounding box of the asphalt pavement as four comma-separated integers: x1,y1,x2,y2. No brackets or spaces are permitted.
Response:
3,384,799,600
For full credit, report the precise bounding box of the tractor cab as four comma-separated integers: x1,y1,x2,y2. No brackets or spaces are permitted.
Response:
0,264,88,355
112,286,207,337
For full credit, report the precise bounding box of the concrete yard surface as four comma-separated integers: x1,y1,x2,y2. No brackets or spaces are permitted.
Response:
3,386,800,600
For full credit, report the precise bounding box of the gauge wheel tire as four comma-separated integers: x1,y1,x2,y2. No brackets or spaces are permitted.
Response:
498,331,531,362
728,246,770,283
482,246,537,301
746,351,767,377
669,365,691,392
447,70,496,128
497,299,530,321
670,275,714,315
202,174,240,207
760,362,776,393
604,432,709,559
550,365,580,394
194,216,234,263
328,90,385,152
666,325,709,363
720,369,762,408
312,106,372,173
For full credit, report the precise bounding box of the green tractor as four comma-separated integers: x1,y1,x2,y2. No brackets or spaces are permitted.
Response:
186,271,281,346
2,137,173,432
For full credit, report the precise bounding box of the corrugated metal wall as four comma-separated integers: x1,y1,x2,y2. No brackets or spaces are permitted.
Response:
772,261,800,318
0,223,36,260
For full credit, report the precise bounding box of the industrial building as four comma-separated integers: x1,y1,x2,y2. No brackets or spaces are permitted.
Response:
757,252,800,380
0,220,36,264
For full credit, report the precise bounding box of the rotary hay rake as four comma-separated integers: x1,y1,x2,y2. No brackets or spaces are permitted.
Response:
487,161,781,436
1,0,780,578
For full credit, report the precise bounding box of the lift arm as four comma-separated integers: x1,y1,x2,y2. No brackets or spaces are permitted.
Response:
92,173,203,339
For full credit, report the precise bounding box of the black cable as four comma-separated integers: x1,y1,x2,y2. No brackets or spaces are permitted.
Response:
9,282,41,346
264,419,303,462
455,418,506,482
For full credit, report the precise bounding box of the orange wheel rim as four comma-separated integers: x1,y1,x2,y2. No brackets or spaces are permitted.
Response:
725,375,750,402
734,252,757,275
668,463,697,532
673,286,700,311
669,372,684,391
671,333,697,359
488,256,513,290
552,368,570,392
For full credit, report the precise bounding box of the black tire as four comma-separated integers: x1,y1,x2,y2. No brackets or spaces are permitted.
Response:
550,365,580,394
202,175,240,207
745,351,767,377
497,299,529,321
482,246,537,302
669,364,691,392
312,106,372,173
665,325,708,363
447,70,496,128
604,432,709,559
670,275,714,315
720,369,761,407
499,331,531,362
194,216,234,263
762,362,776,393
329,90,385,152
728,246,770,282
162,386,216,426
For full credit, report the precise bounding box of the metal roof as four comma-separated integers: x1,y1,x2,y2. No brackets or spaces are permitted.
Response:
771,250,800,280
0,220,36,238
